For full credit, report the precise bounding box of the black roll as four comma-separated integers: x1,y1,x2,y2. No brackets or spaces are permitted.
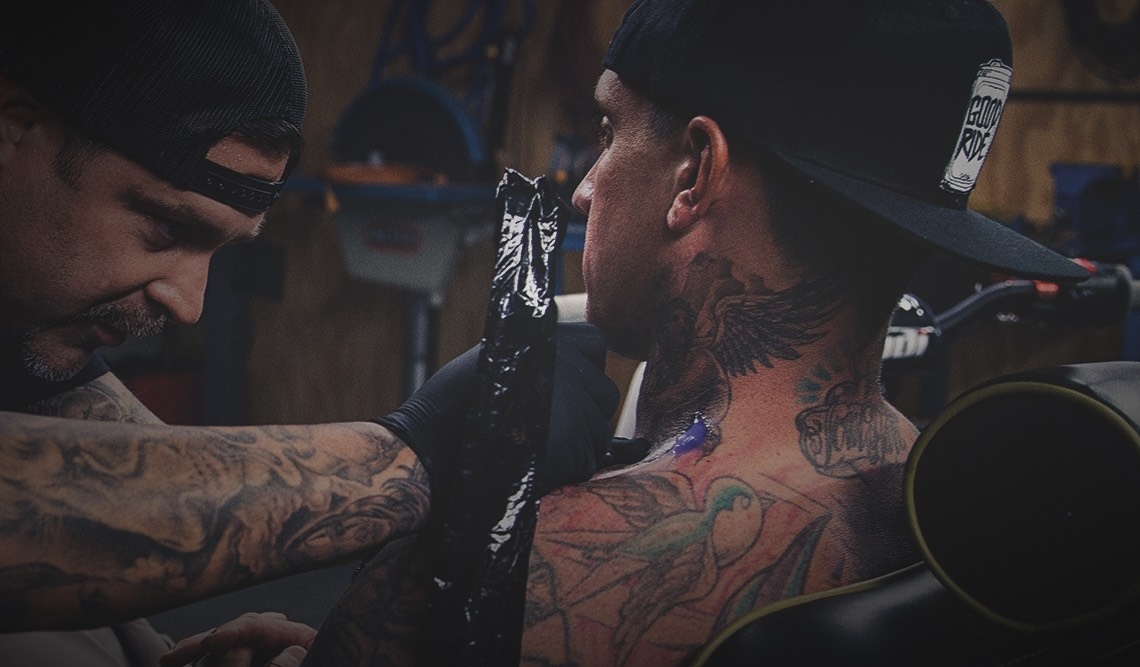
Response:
428,168,567,664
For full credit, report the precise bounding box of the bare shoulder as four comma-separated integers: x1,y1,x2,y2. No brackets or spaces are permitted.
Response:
523,464,843,666
523,397,920,666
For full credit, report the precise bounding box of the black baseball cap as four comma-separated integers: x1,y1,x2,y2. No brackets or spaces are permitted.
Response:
604,0,1089,282
0,0,307,214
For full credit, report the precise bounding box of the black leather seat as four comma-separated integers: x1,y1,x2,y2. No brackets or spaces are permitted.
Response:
697,564,1140,666
694,362,1140,666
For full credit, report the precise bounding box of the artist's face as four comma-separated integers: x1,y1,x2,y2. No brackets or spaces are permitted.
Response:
575,70,680,360
0,94,287,380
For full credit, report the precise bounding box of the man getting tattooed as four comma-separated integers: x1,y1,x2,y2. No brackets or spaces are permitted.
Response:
305,0,1089,665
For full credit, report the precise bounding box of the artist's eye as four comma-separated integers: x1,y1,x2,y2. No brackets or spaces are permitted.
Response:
149,215,188,247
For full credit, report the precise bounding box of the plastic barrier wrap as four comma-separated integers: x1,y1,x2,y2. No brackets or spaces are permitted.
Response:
428,168,567,664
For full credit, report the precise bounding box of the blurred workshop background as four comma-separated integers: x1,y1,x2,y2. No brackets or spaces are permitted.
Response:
132,0,1139,639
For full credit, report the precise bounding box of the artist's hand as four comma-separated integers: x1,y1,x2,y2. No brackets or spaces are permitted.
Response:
544,322,631,489
158,612,315,667
376,322,631,511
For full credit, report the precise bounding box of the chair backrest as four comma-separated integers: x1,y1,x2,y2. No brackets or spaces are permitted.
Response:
693,361,1140,666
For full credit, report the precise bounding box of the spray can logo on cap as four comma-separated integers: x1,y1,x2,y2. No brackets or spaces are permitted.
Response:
941,59,1012,195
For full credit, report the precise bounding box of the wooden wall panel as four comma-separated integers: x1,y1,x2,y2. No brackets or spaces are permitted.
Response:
245,0,578,424
244,1,397,424
244,193,411,424
976,0,1140,222
948,0,1138,401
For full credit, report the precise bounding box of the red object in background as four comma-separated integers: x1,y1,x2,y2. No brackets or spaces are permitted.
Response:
127,371,203,425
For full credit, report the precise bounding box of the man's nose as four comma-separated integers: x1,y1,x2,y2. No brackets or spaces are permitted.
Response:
571,164,596,215
145,253,211,325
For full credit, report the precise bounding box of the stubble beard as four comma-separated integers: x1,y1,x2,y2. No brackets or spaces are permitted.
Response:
20,301,167,381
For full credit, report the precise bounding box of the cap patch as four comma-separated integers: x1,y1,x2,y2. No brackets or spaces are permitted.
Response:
941,59,1012,195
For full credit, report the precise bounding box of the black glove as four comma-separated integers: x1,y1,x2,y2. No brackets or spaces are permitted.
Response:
550,325,650,477
541,322,622,493
374,322,646,512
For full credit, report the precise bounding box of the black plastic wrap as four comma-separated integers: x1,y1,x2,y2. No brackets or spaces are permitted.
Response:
427,168,567,665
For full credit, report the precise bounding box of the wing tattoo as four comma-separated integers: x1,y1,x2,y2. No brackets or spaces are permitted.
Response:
709,274,844,377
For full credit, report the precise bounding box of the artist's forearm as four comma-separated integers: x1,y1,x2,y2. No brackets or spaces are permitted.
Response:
22,372,162,424
0,415,430,630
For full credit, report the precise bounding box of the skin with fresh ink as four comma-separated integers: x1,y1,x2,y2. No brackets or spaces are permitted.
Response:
671,413,708,457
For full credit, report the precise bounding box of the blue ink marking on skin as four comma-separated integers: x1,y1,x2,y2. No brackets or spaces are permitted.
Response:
673,414,709,456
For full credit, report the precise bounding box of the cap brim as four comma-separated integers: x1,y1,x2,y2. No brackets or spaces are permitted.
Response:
773,152,1090,283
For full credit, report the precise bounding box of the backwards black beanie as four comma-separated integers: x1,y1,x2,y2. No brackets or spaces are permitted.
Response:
0,0,308,213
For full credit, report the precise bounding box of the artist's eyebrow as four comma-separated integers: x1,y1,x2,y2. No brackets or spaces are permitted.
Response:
121,186,264,245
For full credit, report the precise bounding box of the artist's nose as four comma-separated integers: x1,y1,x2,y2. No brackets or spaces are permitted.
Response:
146,253,211,325
572,163,596,216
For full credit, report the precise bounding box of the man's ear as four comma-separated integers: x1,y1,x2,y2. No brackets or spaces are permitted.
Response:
0,75,42,164
667,115,730,233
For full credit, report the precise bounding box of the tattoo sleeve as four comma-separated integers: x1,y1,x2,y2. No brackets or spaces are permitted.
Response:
23,373,163,425
0,407,429,631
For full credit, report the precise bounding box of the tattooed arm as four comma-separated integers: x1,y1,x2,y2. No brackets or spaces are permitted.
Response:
0,411,430,631
23,371,163,424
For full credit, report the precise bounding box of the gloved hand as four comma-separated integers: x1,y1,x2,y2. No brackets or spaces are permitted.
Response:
374,322,648,514
533,322,647,485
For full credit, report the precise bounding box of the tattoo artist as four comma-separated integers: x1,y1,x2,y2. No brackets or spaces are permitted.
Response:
0,2,645,666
